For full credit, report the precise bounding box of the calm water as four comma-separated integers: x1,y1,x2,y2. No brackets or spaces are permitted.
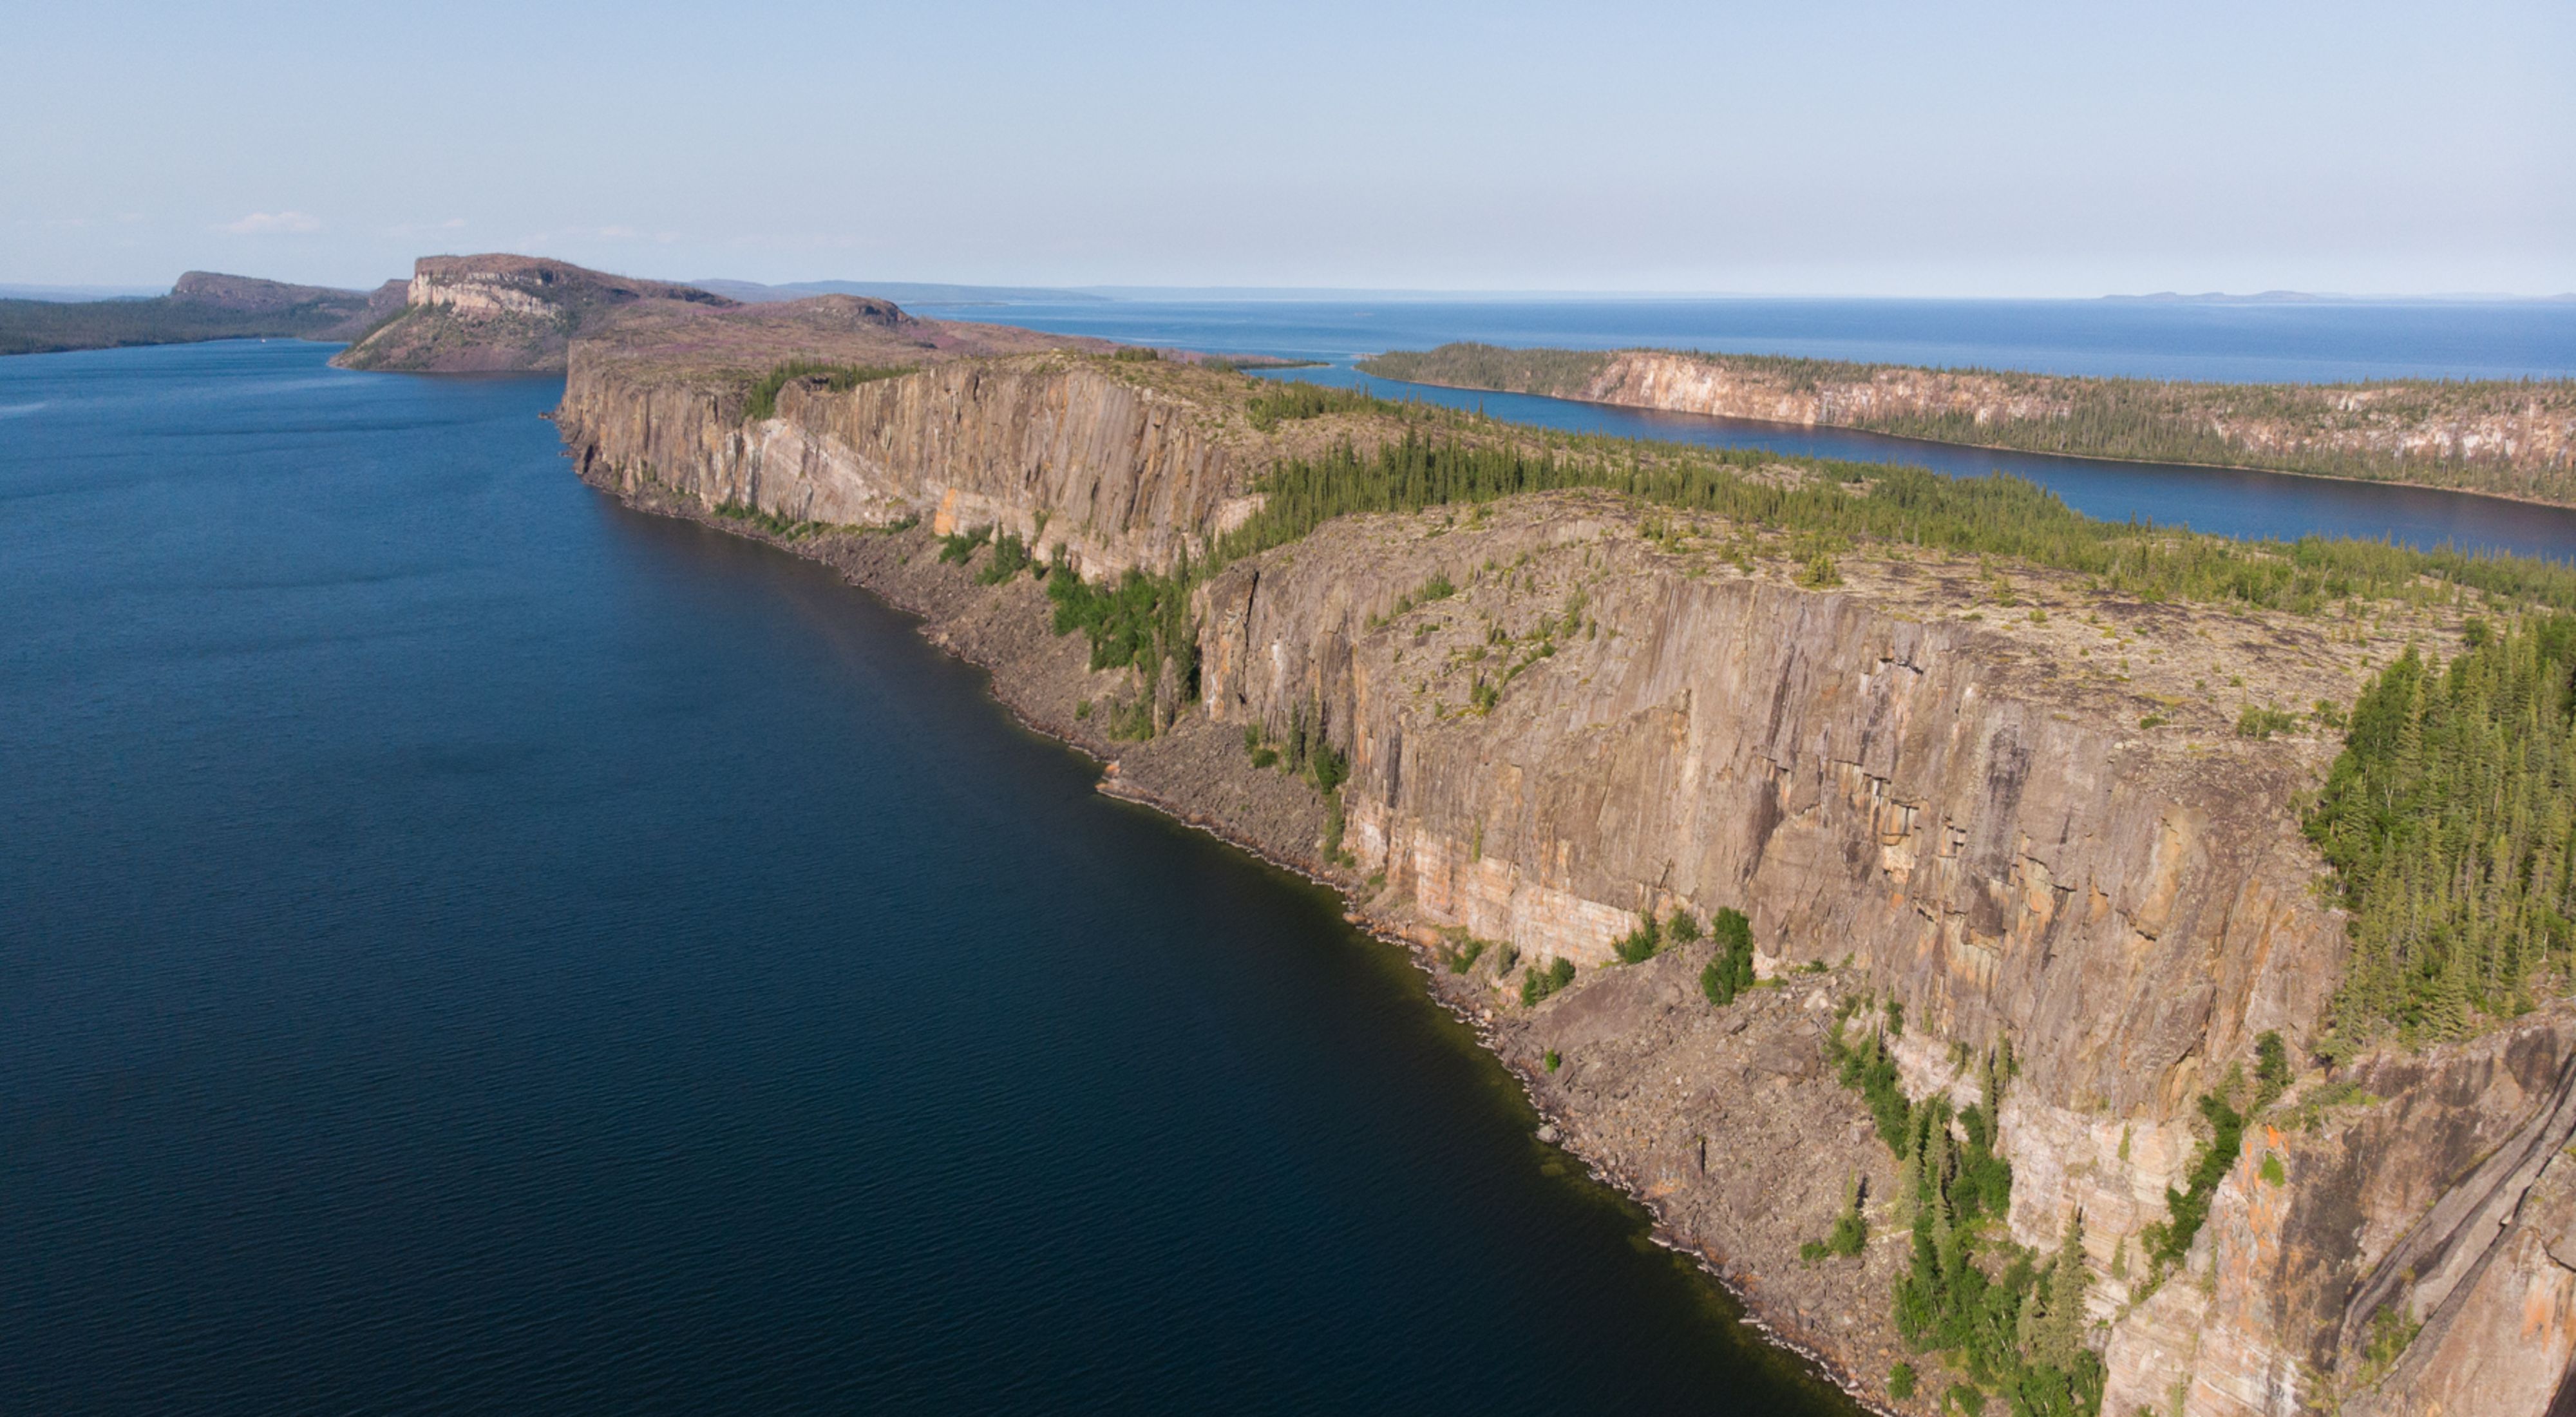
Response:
0,341,1852,1414
928,296,2576,384
930,298,2576,561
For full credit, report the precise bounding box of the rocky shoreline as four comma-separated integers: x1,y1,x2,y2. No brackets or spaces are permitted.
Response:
585,466,1963,1414
557,330,2576,1414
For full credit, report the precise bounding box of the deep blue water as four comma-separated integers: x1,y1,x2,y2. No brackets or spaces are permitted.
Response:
926,296,2576,384
0,341,1852,1414
929,298,2576,562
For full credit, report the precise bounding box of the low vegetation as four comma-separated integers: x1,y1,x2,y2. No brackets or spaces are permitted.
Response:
1821,1011,2101,1416
742,359,915,421
715,500,828,539
1700,908,1756,1006
1521,956,1576,1006
1244,381,1398,432
2140,1085,2248,1275
1801,1174,1870,1262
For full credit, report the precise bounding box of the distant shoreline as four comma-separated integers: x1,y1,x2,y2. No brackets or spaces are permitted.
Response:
1365,366,2576,521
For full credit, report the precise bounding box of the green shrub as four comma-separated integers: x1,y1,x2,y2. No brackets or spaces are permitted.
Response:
1666,909,1702,944
2235,704,2300,739
1888,1362,1917,1400
2254,1031,2293,1109
2141,1089,2247,1271
1544,1049,1562,1072
1612,910,1663,964
1046,562,1200,694
742,359,914,421
1701,906,1756,1005
714,500,826,539
1521,956,1576,1006
938,525,992,564
974,531,1032,584
1810,1173,1867,1258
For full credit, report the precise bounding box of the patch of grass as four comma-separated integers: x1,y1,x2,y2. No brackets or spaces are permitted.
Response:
1520,956,1576,1007
714,500,828,539
2235,704,2301,739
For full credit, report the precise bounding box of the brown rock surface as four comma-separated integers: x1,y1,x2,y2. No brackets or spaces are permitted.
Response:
555,341,2576,1415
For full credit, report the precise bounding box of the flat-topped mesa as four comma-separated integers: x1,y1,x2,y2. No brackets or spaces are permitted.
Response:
402,253,728,319
1360,343,2576,505
333,254,739,373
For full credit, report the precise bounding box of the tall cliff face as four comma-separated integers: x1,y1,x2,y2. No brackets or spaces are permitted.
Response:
562,351,1280,578
1361,345,2576,505
557,355,2576,1415
1194,495,2566,1414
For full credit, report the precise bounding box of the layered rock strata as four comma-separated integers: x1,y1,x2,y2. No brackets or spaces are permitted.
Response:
1363,345,2576,506
558,350,2576,1416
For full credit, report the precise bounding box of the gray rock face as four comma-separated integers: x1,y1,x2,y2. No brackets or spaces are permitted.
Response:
557,352,2576,1416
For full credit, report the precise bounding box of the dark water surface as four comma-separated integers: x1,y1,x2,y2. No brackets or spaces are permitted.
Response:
0,342,1851,1414
940,298,2576,562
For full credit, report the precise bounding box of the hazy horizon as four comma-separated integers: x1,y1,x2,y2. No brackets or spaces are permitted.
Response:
8,1,2569,298
6,274,2573,305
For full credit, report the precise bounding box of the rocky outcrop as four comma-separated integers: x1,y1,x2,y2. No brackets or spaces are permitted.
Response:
556,346,2575,1415
332,254,734,372
1,271,386,357
1361,344,2576,506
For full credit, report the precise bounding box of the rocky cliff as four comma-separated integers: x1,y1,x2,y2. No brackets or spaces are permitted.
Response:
0,270,389,357
332,254,736,372
1361,343,2576,506
556,343,2576,1415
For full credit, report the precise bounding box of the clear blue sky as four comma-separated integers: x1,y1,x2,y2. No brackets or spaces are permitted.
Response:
6,0,2569,296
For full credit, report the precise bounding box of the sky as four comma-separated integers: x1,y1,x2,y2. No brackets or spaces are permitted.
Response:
5,0,2570,297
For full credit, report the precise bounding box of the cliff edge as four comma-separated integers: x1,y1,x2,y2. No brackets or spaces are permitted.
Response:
553,334,2576,1416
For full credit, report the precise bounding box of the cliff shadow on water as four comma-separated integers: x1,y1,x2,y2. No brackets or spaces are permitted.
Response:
586,497,1876,1416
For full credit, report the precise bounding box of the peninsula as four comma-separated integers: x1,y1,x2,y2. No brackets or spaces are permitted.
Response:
509,252,2576,1417
1359,342,2576,507
0,271,398,356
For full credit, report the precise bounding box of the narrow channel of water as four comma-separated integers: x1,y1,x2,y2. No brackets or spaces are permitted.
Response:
0,341,1857,1414
1283,365,2576,564
933,297,2576,562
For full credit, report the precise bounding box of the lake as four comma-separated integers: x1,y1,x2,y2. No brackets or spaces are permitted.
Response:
0,341,1853,1414
7,301,2571,1411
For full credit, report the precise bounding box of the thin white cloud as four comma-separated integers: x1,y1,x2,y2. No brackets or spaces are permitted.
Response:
221,211,321,234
